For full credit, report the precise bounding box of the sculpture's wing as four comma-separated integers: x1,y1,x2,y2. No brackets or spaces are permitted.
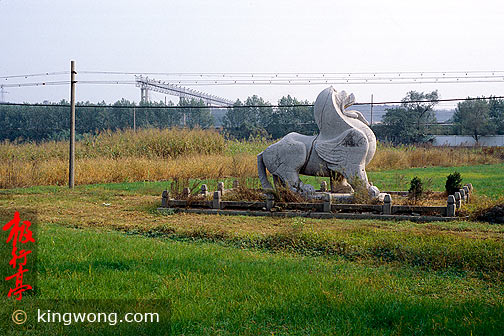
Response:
315,129,368,170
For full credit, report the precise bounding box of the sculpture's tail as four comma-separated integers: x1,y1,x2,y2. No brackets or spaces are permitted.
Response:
257,152,273,190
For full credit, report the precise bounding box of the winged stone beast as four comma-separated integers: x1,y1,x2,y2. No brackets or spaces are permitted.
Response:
257,86,380,198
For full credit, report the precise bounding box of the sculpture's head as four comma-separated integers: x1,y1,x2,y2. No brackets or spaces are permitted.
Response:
314,87,370,136
344,110,370,126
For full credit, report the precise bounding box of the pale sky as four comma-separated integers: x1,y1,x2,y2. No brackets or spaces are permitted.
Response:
1,0,503,108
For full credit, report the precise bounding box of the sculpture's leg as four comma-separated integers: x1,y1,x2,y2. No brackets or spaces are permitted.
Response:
340,165,379,198
257,153,273,189
330,171,353,193
273,170,299,191
273,175,284,189
280,171,315,195
260,135,315,195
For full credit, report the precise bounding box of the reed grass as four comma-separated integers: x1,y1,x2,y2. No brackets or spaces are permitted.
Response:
0,128,225,161
0,129,502,189
368,144,501,171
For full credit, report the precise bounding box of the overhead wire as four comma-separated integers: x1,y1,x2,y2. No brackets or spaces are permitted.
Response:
1,95,503,109
79,70,504,77
4,69,504,88
2,69,504,109
1,81,70,88
0,71,69,79
4,78,504,88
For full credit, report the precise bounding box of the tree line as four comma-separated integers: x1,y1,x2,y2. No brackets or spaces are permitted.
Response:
1,91,503,144
0,95,316,142
0,98,215,142
375,91,504,145
222,95,316,139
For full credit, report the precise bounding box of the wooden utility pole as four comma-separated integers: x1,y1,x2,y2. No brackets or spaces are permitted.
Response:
69,61,76,188
370,94,374,126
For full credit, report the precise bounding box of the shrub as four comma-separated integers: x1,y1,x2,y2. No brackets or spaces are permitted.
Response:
476,204,504,224
445,172,462,195
408,176,424,202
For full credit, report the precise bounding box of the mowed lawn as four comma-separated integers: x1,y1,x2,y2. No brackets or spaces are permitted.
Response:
1,163,503,335
32,224,504,335
368,163,504,199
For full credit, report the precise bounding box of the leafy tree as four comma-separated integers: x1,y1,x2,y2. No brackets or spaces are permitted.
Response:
222,99,245,135
489,97,504,135
452,98,493,142
222,96,271,139
0,98,192,142
139,99,181,129
263,95,316,139
381,90,439,144
178,98,213,129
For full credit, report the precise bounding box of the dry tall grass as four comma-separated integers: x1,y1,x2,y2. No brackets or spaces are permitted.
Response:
0,128,225,161
0,129,502,189
368,145,501,171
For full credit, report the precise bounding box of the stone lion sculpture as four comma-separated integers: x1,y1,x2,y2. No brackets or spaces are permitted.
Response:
257,86,380,198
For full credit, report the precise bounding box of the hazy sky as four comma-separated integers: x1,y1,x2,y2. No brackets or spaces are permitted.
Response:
1,0,503,108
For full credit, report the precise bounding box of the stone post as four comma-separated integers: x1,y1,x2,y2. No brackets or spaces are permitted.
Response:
459,188,466,203
454,192,461,209
217,182,225,194
161,190,169,207
200,184,208,196
266,192,275,211
323,193,332,212
212,191,221,209
320,181,328,192
383,194,392,215
463,186,470,203
447,195,456,217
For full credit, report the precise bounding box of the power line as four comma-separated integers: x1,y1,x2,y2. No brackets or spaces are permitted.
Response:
4,70,504,82
1,81,70,88
5,70,502,80
77,78,504,86
0,71,69,79
1,95,503,109
78,70,504,77
5,70,504,88
5,78,504,88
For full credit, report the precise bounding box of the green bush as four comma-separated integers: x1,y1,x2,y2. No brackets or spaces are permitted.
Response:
445,172,462,195
408,176,424,201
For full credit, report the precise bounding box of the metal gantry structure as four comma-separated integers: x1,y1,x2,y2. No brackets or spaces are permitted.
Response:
134,75,234,106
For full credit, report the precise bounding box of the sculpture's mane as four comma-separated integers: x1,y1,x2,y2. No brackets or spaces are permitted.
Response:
314,87,356,140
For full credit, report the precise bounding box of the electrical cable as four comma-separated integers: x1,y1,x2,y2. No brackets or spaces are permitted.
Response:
1,95,503,109
0,72,69,79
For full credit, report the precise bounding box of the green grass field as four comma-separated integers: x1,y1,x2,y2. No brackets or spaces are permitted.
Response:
1,164,503,335
32,224,504,335
368,163,504,199
8,162,501,199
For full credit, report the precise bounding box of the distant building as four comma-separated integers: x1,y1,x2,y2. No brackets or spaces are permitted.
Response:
352,104,454,124
433,135,504,147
